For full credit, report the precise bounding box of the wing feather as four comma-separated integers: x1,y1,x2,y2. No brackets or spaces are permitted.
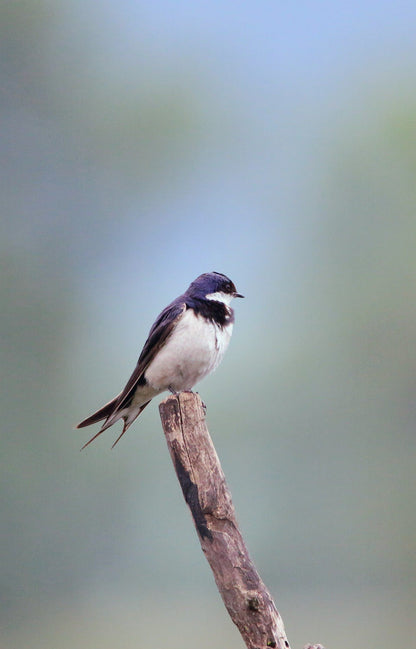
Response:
76,298,187,439
113,299,186,411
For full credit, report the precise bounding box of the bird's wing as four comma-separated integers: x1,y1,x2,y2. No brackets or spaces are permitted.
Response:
76,298,187,435
114,298,187,410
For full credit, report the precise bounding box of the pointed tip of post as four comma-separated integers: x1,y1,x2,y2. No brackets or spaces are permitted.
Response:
177,391,207,418
159,391,207,429
159,390,202,409
158,393,180,419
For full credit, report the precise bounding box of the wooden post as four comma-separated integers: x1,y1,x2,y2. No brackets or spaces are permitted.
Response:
159,391,297,649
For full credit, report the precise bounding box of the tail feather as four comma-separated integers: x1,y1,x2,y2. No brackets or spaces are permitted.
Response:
80,423,113,450
77,396,119,429
78,399,152,450
110,400,151,449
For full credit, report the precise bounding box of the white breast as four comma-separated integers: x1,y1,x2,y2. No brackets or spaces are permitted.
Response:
145,309,233,392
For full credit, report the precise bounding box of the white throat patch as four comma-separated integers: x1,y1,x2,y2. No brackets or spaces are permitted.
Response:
205,291,233,306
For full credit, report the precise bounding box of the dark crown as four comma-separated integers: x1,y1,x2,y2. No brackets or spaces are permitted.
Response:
188,272,237,298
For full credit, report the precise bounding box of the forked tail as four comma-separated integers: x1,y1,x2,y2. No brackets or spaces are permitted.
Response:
77,397,119,429
77,398,151,450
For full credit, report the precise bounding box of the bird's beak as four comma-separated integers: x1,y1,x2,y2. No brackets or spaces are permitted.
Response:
234,292,244,298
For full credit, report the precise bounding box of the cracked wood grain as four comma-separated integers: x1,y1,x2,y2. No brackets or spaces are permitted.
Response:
159,391,291,649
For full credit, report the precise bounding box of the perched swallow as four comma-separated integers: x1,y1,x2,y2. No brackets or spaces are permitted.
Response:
77,271,243,448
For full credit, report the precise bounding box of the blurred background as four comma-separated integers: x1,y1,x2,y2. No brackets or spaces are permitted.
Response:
1,1,415,648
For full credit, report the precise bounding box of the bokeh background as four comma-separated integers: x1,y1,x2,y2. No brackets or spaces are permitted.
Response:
1,2,415,648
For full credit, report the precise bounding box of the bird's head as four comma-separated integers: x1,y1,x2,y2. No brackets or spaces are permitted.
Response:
187,272,244,306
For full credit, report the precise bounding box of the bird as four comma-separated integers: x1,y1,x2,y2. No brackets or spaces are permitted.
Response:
77,271,244,449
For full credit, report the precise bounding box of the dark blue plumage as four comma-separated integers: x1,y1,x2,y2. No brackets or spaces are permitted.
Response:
77,272,243,448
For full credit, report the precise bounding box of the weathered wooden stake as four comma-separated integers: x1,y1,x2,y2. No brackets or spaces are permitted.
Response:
159,391,292,649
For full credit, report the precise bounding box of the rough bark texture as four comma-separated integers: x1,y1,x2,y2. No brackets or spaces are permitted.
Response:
159,391,291,649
